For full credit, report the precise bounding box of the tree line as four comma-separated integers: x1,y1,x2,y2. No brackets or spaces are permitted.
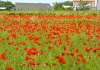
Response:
0,0,89,11
53,1,73,11
53,1,90,11
0,1,15,10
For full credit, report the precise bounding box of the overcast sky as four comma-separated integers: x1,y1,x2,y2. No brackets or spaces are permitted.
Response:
2,0,73,5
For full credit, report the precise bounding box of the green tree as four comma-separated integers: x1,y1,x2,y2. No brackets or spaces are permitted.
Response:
53,2,65,11
53,1,73,11
63,1,73,6
63,1,73,11
77,1,90,10
0,1,15,10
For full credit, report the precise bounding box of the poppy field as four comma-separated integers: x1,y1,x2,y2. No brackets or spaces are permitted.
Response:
0,13,100,70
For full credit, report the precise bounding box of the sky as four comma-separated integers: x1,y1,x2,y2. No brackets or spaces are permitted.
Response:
2,0,73,5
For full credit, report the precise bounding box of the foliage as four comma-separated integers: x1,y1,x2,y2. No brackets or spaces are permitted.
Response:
77,1,90,10
53,2,65,11
0,11,99,15
0,1,15,10
53,1,73,11
63,1,73,6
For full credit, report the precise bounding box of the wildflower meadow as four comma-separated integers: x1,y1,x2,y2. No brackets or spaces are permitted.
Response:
0,11,100,70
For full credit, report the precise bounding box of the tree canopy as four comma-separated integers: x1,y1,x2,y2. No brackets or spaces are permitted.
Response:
53,1,73,11
53,2,64,11
78,1,90,10
53,1,90,11
0,1,15,10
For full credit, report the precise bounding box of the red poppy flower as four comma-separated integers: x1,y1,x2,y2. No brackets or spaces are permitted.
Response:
66,35,70,42
45,62,49,66
8,42,14,46
98,43,100,46
39,50,44,55
55,56,66,64
0,53,6,60
76,58,80,62
54,40,57,45
27,48,38,56
25,55,32,61
36,62,40,66
22,42,26,46
83,42,87,45
55,56,60,59
70,53,74,58
77,54,84,58
24,48,27,51
48,46,52,51
6,68,14,70
22,64,26,66
61,52,66,56
59,39,62,44
28,36,33,40
98,54,100,57
84,48,90,53
16,48,19,51
63,46,67,51
11,33,16,38
28,61,35,66
58,57,66,64
92,49,97,53
82,59,86,64
52,63,56,66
